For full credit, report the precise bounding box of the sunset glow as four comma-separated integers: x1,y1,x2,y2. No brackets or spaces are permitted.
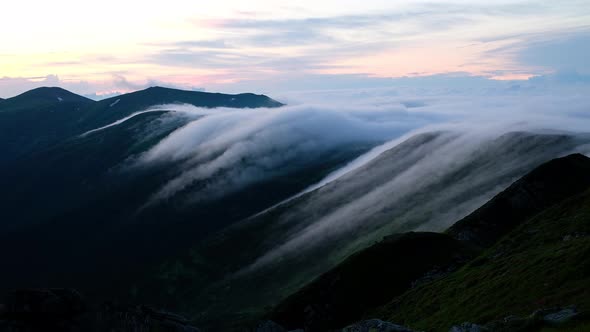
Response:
1,0,589,97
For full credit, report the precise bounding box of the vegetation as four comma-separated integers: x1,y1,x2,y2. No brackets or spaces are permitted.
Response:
372,188,590,331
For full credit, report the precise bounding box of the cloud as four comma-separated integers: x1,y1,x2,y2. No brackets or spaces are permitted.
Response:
138,103,433,205
93,80,589,230
169,86,590,274
518,33,590,73
244,124,590,272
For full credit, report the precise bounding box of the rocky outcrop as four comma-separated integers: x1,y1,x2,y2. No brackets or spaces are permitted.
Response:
0,289,200,332
251,320,287,332
0,288,84,331
95,303,200,332
342,319,416,332
449,306,581,332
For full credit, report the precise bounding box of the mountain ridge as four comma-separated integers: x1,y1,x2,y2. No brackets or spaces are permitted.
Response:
267,153,590,331
0,85,283,168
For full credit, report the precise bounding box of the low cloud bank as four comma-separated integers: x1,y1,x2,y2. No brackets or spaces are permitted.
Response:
138,103,434,204
87,85,590,271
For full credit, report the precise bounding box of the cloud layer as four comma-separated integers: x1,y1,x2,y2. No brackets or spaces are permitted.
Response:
138,103,433,205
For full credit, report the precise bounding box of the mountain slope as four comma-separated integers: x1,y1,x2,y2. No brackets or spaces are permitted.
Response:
375,185,590,331
448,153,590,248
268,153,590,331
270,232,475,331
128,131,590,330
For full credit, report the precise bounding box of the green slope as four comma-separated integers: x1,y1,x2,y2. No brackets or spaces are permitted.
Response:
270,232,475,331
266,154,590,331
374,186,590,331
448,153,590,248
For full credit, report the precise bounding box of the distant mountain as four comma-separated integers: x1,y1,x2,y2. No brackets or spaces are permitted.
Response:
0,87,93,112
268,154,590,331
79,86,283,130
0,87,94,164
0,86,282,167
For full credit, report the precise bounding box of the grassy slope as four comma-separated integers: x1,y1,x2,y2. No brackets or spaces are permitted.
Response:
372,188,590,331
270,232,475,330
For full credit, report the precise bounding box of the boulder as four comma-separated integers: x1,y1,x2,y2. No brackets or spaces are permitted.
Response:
541,307,579,326
343,319,415,332
254,320,287,332
448,322,489,332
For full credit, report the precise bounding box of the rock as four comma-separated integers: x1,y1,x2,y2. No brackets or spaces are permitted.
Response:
448,322,489,332
97,302,201,332
542,306,578,325
343,319,415,332
1,288,84,319
0,288,85,331
254,320,287,332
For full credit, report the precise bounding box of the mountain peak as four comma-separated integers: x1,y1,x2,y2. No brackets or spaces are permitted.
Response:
97,85,284,110
3,87,93,107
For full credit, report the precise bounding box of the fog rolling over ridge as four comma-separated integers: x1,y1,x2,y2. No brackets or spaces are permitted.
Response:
126,88,590,321
135,103,429,206
2,84,590,323
119,88,590,211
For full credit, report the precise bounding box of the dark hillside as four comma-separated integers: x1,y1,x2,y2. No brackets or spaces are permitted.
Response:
448,153,590,248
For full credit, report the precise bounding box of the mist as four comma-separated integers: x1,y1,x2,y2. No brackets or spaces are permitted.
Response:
137,102,434,204
81,85,590,274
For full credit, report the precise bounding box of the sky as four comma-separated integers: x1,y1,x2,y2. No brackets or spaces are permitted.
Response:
1,0,590,98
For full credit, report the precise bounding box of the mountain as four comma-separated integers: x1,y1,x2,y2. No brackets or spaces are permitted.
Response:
0,86,375,308
0,86,282,168
1,85,589,331
77,86,283,132
0,87,93,111
270,232,475,331
0,87,94,165
268,154,590,331
376,180,590,331
126,131,590,330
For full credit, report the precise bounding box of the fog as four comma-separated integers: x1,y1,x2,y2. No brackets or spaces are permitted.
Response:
85,85,590,273
138,103,433,204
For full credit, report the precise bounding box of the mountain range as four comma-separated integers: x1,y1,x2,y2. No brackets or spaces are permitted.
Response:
0,87,589,332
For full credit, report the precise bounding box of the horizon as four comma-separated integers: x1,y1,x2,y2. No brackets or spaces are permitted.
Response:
2,0,590,99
